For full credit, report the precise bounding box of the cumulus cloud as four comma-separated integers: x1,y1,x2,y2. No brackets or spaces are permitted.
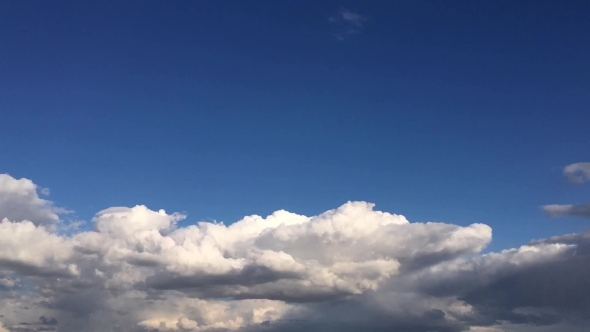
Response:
0,219,77,277
563,162,590,184
0,174,64,226
1,174,590,331
328,8,368,40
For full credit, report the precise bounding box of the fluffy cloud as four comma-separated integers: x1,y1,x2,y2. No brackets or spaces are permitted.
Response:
0,219,77,277
0,174,64,226
1,174,589,332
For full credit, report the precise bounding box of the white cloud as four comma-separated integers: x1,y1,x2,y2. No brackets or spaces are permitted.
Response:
563,162,590,184
0,219,77,277
0,176,589,332
0,174,63,225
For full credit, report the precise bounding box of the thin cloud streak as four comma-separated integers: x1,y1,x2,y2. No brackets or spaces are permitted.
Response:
328,8,369,40
543,162,590,219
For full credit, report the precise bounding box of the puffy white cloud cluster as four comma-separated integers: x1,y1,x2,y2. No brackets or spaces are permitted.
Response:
1,173,589,332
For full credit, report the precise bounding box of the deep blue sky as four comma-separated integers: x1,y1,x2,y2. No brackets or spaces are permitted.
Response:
1,0,589,251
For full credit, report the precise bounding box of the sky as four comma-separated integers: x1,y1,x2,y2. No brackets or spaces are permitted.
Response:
0,1,589,332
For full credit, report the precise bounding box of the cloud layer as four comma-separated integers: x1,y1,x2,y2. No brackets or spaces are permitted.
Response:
1,174,589,332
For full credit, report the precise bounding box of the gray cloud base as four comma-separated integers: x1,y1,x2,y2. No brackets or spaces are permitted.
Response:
0,174,589,332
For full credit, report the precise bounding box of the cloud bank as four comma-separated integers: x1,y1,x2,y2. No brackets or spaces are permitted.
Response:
1,174,590,332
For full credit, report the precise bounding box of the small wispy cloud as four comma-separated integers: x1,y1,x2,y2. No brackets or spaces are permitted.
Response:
543,204,590,218
329,8,369,40
564,162,590,184
543,162,590,219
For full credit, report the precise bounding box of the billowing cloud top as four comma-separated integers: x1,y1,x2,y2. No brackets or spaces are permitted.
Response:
1,174,589,332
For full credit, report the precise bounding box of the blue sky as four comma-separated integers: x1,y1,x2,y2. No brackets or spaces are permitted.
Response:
1,0,589,252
